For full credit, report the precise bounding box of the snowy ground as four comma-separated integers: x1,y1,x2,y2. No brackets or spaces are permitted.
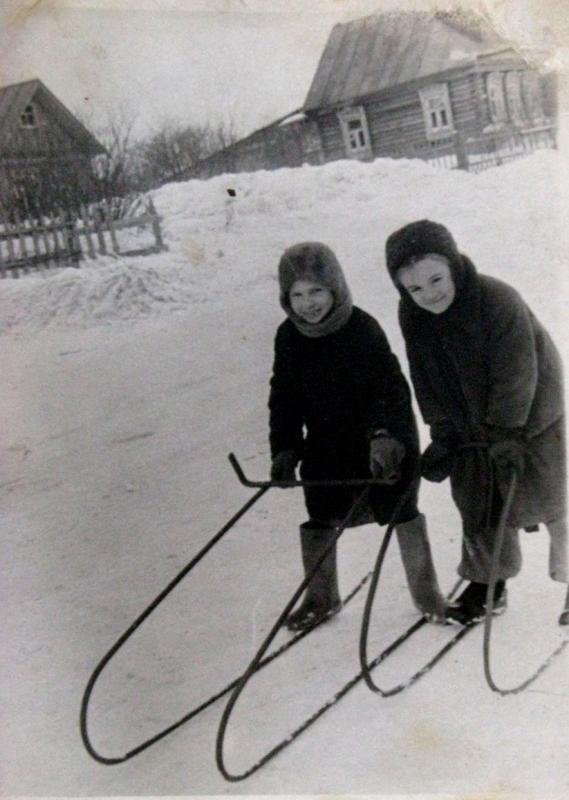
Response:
1,151,568,798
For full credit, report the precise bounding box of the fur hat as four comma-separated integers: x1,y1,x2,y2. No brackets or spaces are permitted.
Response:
278,242,353,338
385,220,461,283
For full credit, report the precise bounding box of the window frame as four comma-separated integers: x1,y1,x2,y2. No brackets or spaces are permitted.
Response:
419,83,455,141
20,104,37,129
504,71,527,125
485,72,508,124
337,106,372,159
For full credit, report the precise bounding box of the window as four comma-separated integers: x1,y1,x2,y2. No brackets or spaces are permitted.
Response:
20,104,36,128
337,106,372,158
419,84,454,140
486,72,508,124
520,71,545,122
504,72,526,124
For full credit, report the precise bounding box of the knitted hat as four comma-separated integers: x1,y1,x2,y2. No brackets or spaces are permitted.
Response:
385,220,461,283
278,242,353,338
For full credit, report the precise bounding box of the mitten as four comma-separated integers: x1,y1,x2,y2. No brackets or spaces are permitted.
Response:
270,449,298,482
369,436,406,484
489,440,525,480
421,440,454,483
486,426,526,481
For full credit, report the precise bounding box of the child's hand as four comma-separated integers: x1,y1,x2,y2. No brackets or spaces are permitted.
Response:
420,441,454,482
270,450,298,483
489,439,525,481
369,436,405,484
485,426,526,482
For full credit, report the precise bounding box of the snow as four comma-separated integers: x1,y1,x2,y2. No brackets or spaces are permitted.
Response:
1,150,568,798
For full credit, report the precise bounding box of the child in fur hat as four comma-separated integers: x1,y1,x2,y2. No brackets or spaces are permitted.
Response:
269,241,447,631
385,219,568,626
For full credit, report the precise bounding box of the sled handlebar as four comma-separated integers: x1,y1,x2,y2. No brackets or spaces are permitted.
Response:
228,452,394,488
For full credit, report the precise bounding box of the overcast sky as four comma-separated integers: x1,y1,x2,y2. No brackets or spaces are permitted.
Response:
1,0,567,143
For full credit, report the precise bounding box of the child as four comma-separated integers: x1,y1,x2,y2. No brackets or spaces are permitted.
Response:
384,219,568,626
269,241,447,631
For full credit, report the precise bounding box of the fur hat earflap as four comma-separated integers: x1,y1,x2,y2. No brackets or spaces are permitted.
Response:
385,220,461,283
278,242,353,337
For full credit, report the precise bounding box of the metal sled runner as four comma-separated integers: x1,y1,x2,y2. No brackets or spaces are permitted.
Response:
79,455,385,765
482,469,569,695
215,459,470,781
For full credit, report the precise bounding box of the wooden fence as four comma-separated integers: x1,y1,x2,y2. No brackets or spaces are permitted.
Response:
0,196,167,278
463,124,556,173
422,123,556,173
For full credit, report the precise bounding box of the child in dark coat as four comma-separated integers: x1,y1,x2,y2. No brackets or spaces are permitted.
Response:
385,219,568,626
269,241,447,631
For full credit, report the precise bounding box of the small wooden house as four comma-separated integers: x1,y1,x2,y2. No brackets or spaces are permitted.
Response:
0,79,105,213
188,10,555,180
303,10,555,167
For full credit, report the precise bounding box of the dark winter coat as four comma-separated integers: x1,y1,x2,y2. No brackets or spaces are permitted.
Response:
386,220,566,533
269,306,420,525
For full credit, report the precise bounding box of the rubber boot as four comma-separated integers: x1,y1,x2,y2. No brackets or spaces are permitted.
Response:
395,513,447,622
286,521,341,632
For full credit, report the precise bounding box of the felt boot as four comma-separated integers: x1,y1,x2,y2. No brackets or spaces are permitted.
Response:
547,517,568,583
395,513,448,622
286,521,341,632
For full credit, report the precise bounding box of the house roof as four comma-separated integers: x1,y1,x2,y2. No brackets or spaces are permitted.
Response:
0,78,105,156
303,10,505,111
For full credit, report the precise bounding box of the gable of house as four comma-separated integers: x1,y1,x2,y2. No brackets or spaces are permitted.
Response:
0,79,104,160
303,10,504,112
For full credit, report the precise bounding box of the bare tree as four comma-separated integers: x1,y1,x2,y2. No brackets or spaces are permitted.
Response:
132,114,239,188
92,107,138,198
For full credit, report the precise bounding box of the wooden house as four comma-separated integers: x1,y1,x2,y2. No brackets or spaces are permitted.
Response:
188,10,556,180
303,10,555,168
0,79,105,213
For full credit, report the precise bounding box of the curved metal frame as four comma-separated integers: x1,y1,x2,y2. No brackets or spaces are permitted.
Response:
483,470,569,695
80,454,384,765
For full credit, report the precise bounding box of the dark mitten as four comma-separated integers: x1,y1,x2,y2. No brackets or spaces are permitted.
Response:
486,426,526,482
489,440,525,481
271,449,298,482
421,440,454,483
369,436,406,484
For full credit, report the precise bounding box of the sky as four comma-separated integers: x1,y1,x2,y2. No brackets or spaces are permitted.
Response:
0,0,568,143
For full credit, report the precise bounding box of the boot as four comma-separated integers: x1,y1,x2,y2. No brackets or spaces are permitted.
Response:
559,585,569,626
547,517,568,583
446,580,507,626
395,513,447,622
286,521,341,632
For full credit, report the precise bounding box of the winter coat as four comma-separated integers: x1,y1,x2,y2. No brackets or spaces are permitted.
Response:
386,220,566,534
269,306,420,525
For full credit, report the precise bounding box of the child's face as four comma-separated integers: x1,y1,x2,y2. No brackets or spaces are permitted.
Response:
289,279,334,324
397,255,455,314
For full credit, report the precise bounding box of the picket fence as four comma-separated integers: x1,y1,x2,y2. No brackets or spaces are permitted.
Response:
422,123,556,173
0,196,166,278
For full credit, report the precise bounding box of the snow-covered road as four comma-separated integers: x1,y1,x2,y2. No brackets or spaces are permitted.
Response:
1,152,568,796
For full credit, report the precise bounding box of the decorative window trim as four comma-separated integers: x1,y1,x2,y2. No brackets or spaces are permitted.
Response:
504,71,526,124
419,84,455,141
486,72,508,124
20,104,37,128
520,70,545,123
337,106,372,159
